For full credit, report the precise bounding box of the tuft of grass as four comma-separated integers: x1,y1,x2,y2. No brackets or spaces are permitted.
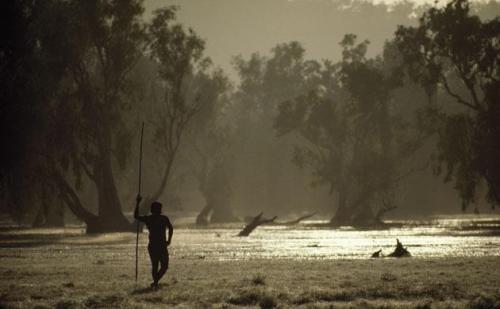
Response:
228,288,262,305
414,300,432,309
228,288,279,308
54,299,79,309
381,272,397,282
62,282,75,288
143,295,164,303
83,294,123,308
259,294,278,309
294,289,355,304
251,273,267,286
33,305,52,309
468,294,500,309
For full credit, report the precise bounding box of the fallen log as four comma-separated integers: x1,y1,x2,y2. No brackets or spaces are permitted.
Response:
238,212,277,236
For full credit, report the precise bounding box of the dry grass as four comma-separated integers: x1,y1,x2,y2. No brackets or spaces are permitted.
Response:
0,229,499,308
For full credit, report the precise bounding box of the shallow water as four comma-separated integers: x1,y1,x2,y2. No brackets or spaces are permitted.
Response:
171,218,500,260
2,216,498,260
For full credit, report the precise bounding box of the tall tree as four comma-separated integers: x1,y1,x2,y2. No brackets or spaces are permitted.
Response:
395,0,500,209
42,0,147,232
144,7,207,207
275,36,425,226
0,0,73,226
232,42,321,213
187,69,237,224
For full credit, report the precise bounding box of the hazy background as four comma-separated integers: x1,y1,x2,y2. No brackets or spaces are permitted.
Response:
138,0,499,218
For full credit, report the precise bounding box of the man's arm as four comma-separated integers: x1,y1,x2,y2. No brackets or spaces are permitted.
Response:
166,217,174,246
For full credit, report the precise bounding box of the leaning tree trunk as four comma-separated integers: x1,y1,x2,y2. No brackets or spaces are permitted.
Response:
52,128,134,233
238,212,277,236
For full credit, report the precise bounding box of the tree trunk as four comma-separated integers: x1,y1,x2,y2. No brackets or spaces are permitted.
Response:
53,157,132,233
200,160,238,224
330,189,352,226
211,205,238,223
209,188,238,223
79,125,134,233
330,184,383,227
32,204,45,227
32,188,64,228
53,170,96,224
196,204,212,226
351,205,376,227
6,174,28,225
89,149,132,233
45,199,64,227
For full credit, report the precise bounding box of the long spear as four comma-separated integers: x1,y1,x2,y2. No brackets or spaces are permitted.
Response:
135,122,144,283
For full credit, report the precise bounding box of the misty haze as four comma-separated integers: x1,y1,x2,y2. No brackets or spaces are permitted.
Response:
1,0,499,308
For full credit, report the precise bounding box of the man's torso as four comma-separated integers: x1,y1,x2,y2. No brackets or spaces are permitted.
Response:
142,215,170,246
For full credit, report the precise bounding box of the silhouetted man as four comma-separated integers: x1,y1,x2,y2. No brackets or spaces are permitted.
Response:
134,196,173,289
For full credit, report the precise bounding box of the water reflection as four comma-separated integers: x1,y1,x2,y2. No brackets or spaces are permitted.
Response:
171,218,500,260
1,217,498,260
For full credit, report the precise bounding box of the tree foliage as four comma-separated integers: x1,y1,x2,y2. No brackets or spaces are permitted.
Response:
275,36,425,225
395,0,500,209
1,1,211,232
231,42,324,212
187,69,237,224
145,6,210,205
0,0,77,225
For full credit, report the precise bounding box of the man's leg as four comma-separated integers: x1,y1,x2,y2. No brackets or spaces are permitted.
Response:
156,247,169,283
148,245,160,285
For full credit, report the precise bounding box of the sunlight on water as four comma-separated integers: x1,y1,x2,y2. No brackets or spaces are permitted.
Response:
166,217,500,260
170,220,500,260
2,217,499,261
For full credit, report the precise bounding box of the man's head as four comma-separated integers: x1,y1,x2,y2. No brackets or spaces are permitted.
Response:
150,201,162,215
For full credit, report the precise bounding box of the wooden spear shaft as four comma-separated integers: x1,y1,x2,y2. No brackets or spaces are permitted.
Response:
135,122,144,283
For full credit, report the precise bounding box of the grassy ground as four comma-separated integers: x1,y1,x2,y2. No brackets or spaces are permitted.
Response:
0,230,499,308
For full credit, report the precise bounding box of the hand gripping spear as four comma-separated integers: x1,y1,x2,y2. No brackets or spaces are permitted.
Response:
135,122,145,283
